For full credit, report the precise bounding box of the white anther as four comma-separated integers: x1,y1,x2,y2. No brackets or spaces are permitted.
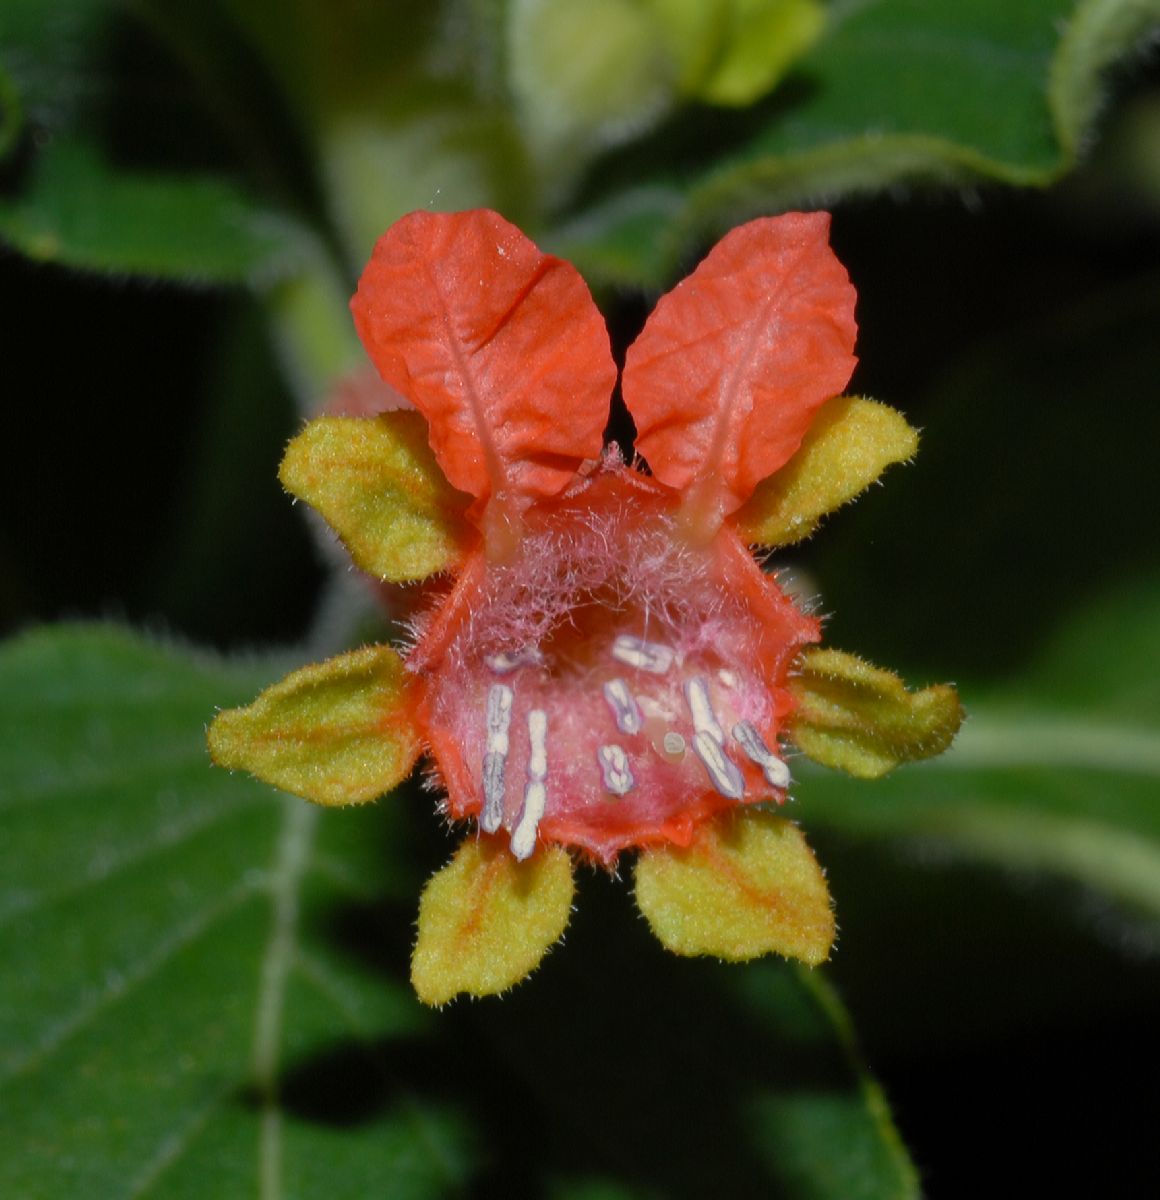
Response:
662,731,686,758
602,678,642,734
597,744,635,795
685,676,725,745
510,781,546,860
692,730,745,799
733,720,791,789
485,646,543,674
611,634,675,674
717,669,738,689
511,709,549,860
481,754,506,833
481,684,514,833
486,684,513,755
527,708,548,781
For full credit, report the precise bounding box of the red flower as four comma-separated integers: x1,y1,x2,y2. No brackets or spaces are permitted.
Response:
352,208,854,865
210,209,960,1005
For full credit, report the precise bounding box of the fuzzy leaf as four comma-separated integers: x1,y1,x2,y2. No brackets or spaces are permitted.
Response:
789,648,964,779
280,413,472,582
0,139,310,286
0,626,475,1196
622,213,857,524
412,838,574,1005
208,644,421,805
635,808,835,964
350,209,616,509
735,396,918,547
559,0,1160,289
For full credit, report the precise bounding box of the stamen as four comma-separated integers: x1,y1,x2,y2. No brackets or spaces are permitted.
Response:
486,684,513,754
481,754,506,833
684,676,725,745
602,677,642,734
485,645,544,674
611,634,675,674
480,684,513,833
597,743,635,795
527,708,548,781
692,730,745,799
510,708,549,861
733,720,791,789
510,782,546,861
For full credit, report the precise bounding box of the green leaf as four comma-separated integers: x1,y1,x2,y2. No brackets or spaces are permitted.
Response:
1049,0,1160,159
0,2,339,288
0,139,313,285
0,0,109,157
0,625,474,1196
0,624,918,1197
560,0,1160,283
798,573,1160,922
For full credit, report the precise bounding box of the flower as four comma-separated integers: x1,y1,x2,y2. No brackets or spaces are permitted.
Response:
209,209,962,1005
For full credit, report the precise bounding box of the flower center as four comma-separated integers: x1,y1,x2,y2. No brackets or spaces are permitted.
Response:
416,466,815,862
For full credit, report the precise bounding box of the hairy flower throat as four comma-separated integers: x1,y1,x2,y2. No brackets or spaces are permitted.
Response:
411,458,818,863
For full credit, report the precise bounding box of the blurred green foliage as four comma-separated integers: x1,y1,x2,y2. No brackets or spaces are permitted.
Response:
2,1,1159,1195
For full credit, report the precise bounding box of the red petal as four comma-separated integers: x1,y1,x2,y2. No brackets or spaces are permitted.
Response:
621,213,857,518
351,209,616,510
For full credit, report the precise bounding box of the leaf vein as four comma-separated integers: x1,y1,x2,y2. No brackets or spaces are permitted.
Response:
0,794,268,925
1,883,256,1085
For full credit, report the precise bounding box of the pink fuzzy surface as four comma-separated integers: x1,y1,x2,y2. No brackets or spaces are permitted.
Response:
409,460,819,863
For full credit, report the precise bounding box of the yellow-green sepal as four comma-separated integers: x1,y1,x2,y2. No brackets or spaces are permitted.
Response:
735,396,918,548
411,838,574,1006
207,644,421,805
634,808,834,966
788,647,964,779
279,413,472,582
